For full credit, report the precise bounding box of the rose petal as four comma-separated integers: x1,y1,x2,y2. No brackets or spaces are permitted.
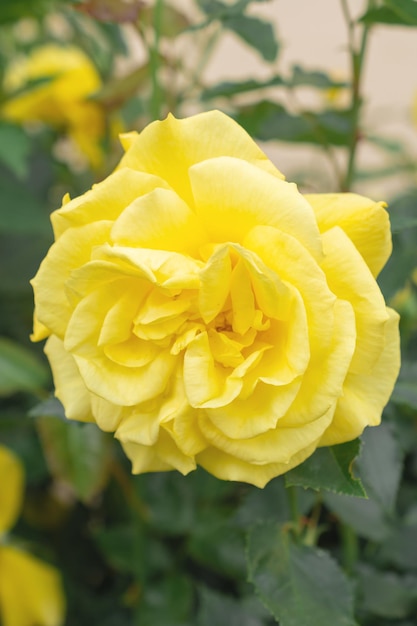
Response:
118,110,285,206
320,307,400,445
111,187,206,255
0,447,24,535
0,546,65,626
31,221,112,339
306,192,391,277
190,156,322,259
52,168,170,238
45,336,93,423
197,438,321,488
320,226,390,375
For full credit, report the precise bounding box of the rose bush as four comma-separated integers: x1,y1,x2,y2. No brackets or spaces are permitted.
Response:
0,446,65,626
31,110,400,487
1,44,105,168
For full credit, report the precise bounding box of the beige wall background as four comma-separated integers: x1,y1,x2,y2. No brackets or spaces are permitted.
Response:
199,0,417,196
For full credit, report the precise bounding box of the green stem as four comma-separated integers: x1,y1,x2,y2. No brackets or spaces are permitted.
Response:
340,522,359,575
149,0,164,120
303,495,323,547
340,0,375,191
287,485,302,541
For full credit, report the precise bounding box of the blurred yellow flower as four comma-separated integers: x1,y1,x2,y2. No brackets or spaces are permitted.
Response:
32,111,400,487
0,446,65,626
1,44,105,169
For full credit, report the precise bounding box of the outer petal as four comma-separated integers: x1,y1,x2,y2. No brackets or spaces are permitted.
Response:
44,336,93,423
51,168,170,239
31,314,50,342
122,441,173,473
122,428,196,475
0,447,24,535
198,406,333,466
306,192,392,277
0,546,65,626
196,424,330,488
31,221,112,339
320,307,400,445
118,110,285,206
320,226,390,375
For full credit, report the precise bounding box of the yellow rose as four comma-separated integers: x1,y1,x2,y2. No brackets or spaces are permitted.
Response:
0,446,65,626
31,111,400,488
1,44,105,169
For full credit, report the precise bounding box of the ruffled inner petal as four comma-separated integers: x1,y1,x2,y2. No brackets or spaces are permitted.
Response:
111,187,207,255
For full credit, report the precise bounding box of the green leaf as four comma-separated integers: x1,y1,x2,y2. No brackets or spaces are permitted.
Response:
224,14,279,61
235,478,315,528
201,76,284,101
378,521,417,572
0,337,49,396
196,0,269,20
0,123,31,179
285,439,366,497
0,0,55,24
135,575,194,626
388,193,417,233
188,517,246,580
289,65,348,89
324,424,404,541
389,214,417,234
361,0,417,25
324,491,390,542
93,524,144,577
391,362,417,410
234,101,353,146
357,564,417,619
37,416,111,503
360,6,412,25
197,587,268,626
134,472,196,535
358,423,403,513
392,382,417,410
247,521,358,626
378,190,417,298
366,134,408,154
384,0,417,24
